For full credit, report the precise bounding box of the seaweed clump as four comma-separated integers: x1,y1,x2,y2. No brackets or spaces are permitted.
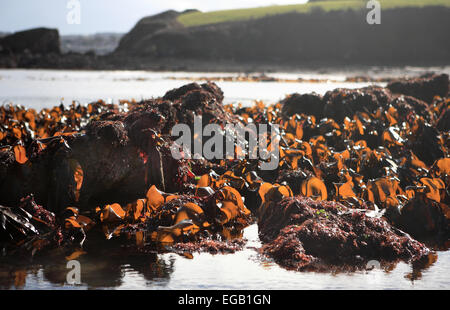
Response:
171,239,246,255
259,196,430,270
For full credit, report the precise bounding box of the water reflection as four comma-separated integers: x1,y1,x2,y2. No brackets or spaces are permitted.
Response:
0,224,448,290
0,251,175,289
0,229,176,289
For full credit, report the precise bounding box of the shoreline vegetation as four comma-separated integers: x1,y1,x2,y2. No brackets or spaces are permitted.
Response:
177,0,450,27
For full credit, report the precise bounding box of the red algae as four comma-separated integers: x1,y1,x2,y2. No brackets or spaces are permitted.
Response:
171,238,246,255
259,196,430,270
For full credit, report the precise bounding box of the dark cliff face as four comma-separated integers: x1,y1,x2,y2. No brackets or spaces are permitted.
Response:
0,28,60,55
115,7,450,66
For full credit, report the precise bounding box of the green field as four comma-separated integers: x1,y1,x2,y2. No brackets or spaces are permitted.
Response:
177,0,450,27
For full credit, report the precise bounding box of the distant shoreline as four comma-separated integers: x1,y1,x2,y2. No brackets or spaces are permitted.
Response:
1,5,449,72
1,54,450,74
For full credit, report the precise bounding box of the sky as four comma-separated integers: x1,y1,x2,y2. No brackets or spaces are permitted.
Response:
0,0,307,35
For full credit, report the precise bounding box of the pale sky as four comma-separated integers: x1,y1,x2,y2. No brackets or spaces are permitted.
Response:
0,0,307,35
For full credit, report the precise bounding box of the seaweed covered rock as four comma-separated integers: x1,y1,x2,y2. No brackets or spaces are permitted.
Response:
163,82,224,103
410,123,445,166
1,78,449,272
323,86,392,122
390,194,449,241
281,93,324,119
0,137,78,213
164,82,232,127
390,95,430,121
275,169,311,195
387,74,449,103
259,196,430,269
436,105,450,132
0,82,237,213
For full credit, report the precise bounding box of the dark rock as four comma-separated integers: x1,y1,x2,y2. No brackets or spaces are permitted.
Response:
86,120,129,146
323,86,392,122
114,7,450,67
115,10,184,55
387,74,449,103
163,82,224,103
281,93,324,118
393,194,449,240
437,105,450,132
390,95,430,121
411,123,445,166
0,28,60,55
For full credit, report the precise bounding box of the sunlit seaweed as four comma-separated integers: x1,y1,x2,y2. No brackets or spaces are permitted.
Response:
0,74,448,272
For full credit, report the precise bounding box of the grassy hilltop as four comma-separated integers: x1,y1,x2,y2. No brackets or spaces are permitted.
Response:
178,0,450,27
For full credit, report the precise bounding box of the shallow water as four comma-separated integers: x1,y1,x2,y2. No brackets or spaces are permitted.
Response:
1,67,449,109
0,68,449,290
0,225,448,290
0,68,419,109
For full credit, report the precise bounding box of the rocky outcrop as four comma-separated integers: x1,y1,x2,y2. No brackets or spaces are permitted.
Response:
0,82,238,213
279,74,446,124
114,7,450,66
1,6,449,70
0,28,60,55
115,10,190,55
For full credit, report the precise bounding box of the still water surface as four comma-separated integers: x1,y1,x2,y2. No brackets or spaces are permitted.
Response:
0,68,415,109
0,68,448,290
0,225,448,290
